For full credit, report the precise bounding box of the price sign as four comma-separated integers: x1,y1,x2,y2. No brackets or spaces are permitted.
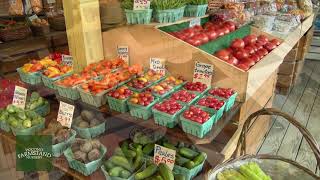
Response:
154,144,176,170
117,45,129,64
193,61,214,86
28,14,39,22
57,101,75,128
150,58,166,76
62,54,73,67
12,86,27,109
190,17,201,27
133,0,150,10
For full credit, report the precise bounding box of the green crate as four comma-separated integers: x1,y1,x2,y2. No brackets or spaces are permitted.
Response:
182,85,211,96
195,95,226,122
152,104,186,128
55,83,81,100
172,92,201,106
173,153,207,180
72,120,106,139
41,72,73,89
16,68,42,85
32,102,50,117
64,145,107,176
125,9,153,24
11,120,45,136
78,87,113,108
128,99,159,120
184,4,208,17
180,113,215,138
107,96,129,113
0,121,10,132
52,129,77,157
224,92,237,112
154,6,185,23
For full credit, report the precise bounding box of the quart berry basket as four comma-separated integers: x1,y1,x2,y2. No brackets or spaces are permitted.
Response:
183,86,211,96
195,96,226,122
11,120,45,136
125,9,153,24
17,68,42,85
55,84,81,100
52,129,77,157
207,88,238,112
152,104,186,128
72,121,106,139
78,87,114,108
154,6,186,23
127,99,159,120
180,112,216,138
173,153,207,180
33,102,50,117
107,96,130,113
41,72,72,89
184,4,208,17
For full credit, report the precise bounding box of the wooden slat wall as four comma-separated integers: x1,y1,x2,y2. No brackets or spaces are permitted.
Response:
0,0,9,16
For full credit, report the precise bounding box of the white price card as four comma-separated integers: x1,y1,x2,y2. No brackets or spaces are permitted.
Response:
133,0,151,10
62,54,73,67
190,18,201,27
12,86,27,109
193,61,214,86
28,14,39,22
154,144,176,170
117,45,129,64
150,58,166,76
57,101,75,128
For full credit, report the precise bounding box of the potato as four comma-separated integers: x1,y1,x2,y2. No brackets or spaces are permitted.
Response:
88,148,101,162
90,139,101,149
74,150,87,163
89,118,101,127
81,110,95,122
80,141,93,153
78,121,89,128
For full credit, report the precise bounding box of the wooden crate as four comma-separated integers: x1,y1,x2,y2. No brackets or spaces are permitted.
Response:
283,48,298,62
102,14,314,102
277,74,294,88
278,61,296,75
296,26,315,61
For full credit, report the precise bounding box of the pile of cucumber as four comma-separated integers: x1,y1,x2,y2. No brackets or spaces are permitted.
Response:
135,163,185,180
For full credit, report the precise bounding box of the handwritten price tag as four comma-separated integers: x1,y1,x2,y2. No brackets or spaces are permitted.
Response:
193,61,214,86
190,18,201,27
62,54,73,67
150,58,166,76
133,0,151,10
154,144,176,170
57,101,75,128
12,86,27,109
117,45,129,64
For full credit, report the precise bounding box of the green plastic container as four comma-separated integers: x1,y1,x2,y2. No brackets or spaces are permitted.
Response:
117,77,134,88
55,84,81,100
17,68,42,85
173,153,207,180
180,112,215,138
41,72,72,89
125,9,153,24
33,102,50,117
172,92,201,106
0,121,10,132
183,85,211,96
107,96,129,113
101,160,145,180
52,129,77,157
11,120,45,136
78,87,113,108
154,6,185,23
224,92,237,112
64,145,107,176
195,95,226,122
72,120,106,139
127,99,159,120
152,104,186,128
173,81,187,91
184,4,208,17
152,88,175,99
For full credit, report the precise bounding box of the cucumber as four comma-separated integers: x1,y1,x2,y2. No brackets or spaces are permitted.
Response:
133,146,143,171
109,166,124,177
179,147,199,159
114,147,125,156
159,163,174,180
175,155,190,166
174,174,186,180
143,143,155,155
184,161,195,169
193,152,206,166
110,155,133,172
146,175,164,180
121,141,137,158
120,169,132,179
103,160,114,171
134,164,158,180
163,142,177,150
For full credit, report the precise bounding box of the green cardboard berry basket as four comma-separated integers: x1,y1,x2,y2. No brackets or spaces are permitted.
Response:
101,160,145,180
152,88,175,99
154,6,186,23
52,129,77,157
72,121,106,139
183,86,211,96
173,81,187,91
195,96,226,122
173,153,207,180
173,93,201,107
55,83,81,100
184,4,208,17
0,121,10,132
125,9,153,24
33,102,50,117
41,72,73,89
224,92,237,112
180,112,216,138
16,68,42,85
64,145,107,176
117,77,134,88
127,99,159,120
78,87,114,108
107,96,130,113
152,103,186,128
11,119,45,136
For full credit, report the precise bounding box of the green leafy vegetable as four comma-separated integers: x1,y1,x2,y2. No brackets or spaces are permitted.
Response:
121,0,134,10
152,0,187,10
188,0,208,5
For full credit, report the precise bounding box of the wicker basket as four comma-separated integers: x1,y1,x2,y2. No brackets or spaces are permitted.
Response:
208,108,320,179
0,25,32,42
30,25,50,36
48,16,66,31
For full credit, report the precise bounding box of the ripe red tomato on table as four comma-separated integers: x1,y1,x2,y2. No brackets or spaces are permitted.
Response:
215,49,230,61
243,35,257,45
264,42,277,52
233,49,249,60
204,29,217,40
231,38,245,49
270,39,281,46
223,21,236,32
236,63,250,71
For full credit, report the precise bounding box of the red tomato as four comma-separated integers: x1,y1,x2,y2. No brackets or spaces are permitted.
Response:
257,35,269,43
215,49,230,61
270,39,281,46
225,48,233,54
223,21,236,32
255,51,264,59
229,56,239,65
194,33,209,44
186,38,202,46
175,32,187,40
250,54,260,62
222,27,230,34
244,46,255,55
204,30,217,41
255,42,263,50
233,49,249,60
204,22,214,29
264,42,277,52
193,25,203,32
236,63,250,71
182,28,195,38
260,48,269,56
256,39,267,46
231,38,245,49
216,29,225,37
243,35,257,45
242,57,255,67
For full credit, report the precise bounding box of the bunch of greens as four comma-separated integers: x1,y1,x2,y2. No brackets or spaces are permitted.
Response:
188,0,208,5
26,92,47,110
121,0,134,10
152,0,187,10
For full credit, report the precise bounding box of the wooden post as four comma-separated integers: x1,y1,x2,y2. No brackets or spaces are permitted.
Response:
62,0,104,72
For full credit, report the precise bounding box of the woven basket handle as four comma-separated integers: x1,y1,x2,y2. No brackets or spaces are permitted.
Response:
233,108,320,169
